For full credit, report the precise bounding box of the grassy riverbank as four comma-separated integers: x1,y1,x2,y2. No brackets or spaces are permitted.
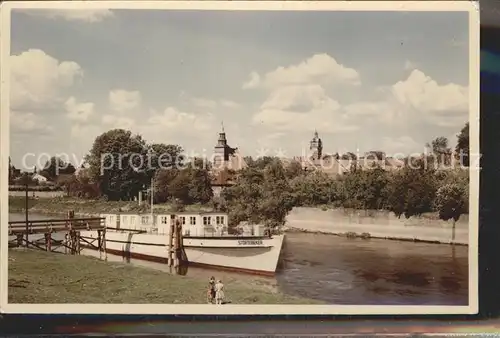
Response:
9,196,210,217
8,249,321,304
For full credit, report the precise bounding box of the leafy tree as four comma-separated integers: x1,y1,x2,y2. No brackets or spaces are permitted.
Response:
222,167,265,226
341,152,357,160
40,156,76,180
145,143,184,181
289,171,336,206
365,151,386,161
434,183,467,242
154,158,213,205
258,159,294,230
186,160,213,204
387,159,437,218
153,168,180,203
168,170,193,203
65,174,101,198
249,156,277,170
85,129,148,201
427,137,452,167
341,166,389,209
455,122,469,167
285,160,303,179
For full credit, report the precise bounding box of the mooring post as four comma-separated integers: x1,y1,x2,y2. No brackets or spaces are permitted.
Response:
168,218,174,267
47,231,52,252
76,231,81,254
25,182,29,248
44,233,49,251
97,229,102,260
173,220,180,273
64,233,68,254
103,228,108,261
16,234,23,247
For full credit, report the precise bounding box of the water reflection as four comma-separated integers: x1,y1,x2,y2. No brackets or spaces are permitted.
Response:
278,232,468,305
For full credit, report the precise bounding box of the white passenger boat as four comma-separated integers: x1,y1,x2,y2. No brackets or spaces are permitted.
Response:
79,212,285,276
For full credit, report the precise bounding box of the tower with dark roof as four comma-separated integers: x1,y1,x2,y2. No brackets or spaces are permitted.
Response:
309,130,323,160
213,122,236,169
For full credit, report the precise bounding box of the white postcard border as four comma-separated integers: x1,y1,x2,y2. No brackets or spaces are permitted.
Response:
0,0,480,315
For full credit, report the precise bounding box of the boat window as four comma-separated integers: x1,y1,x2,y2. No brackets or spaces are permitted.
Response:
203,216,211,225
180,216,186,225
123,216,128,224
190,217,196,225
141,216,149,224
130,216,135,225
161,216,168,224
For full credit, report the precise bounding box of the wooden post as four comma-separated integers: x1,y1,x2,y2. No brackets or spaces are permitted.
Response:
16,234,23,247
167,218,174,267
44,233,49,251
97,229,102,260
173,220,179,272
25,184,29,248
103,228,107,261
47,231,52,252
175,220,184,274
64,233,68,254
67,210,75,229
76,231,81,254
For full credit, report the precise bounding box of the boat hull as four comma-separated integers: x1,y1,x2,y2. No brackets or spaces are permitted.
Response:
79,231,285,276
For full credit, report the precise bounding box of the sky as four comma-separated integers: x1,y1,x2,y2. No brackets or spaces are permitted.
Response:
8,8,470,169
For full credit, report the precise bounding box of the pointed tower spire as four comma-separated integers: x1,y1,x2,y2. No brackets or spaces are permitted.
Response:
221,121,225,133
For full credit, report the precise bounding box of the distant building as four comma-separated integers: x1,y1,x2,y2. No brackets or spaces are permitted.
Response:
210,124,247,196
32,173,48,183
281,130,404,177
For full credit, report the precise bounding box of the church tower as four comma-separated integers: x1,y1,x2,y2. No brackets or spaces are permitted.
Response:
213,122,236,169
309,130,323,160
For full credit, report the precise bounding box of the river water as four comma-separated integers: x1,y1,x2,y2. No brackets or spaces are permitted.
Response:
9,212,468,305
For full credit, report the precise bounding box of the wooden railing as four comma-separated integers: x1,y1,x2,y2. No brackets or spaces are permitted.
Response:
8,217,106,235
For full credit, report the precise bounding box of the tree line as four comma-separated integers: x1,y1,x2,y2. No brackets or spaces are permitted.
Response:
10,122,470,230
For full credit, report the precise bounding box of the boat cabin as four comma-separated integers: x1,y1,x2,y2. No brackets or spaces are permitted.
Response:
156,212,229,237
100,211,266,237
100,212,154,232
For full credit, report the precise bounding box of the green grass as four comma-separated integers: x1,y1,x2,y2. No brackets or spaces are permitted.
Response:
8,249,322,304
9,196,212,217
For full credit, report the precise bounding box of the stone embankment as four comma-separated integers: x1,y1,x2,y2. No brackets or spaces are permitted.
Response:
285,207,469,245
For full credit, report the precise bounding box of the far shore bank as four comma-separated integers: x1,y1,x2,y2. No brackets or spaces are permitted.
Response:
9,248,320,304
9,196,469,246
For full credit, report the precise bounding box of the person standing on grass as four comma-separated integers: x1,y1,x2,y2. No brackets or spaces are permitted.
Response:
207,276,216,304
215,279,225,305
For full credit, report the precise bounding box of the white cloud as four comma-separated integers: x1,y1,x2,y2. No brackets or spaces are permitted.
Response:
191,97,241,109
146,107,214,132
65,96,95,122
220,100,240,108
191,97,217,109
243,53,361,90
242,71,261,89
381,136,422,154
261,84,340,111
109,90,141,113
404,60,416,70
10,111,53,134
251,62,468,136
101,114,136,130
391,69,468,127
22,9,114,23
10,49,83,109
